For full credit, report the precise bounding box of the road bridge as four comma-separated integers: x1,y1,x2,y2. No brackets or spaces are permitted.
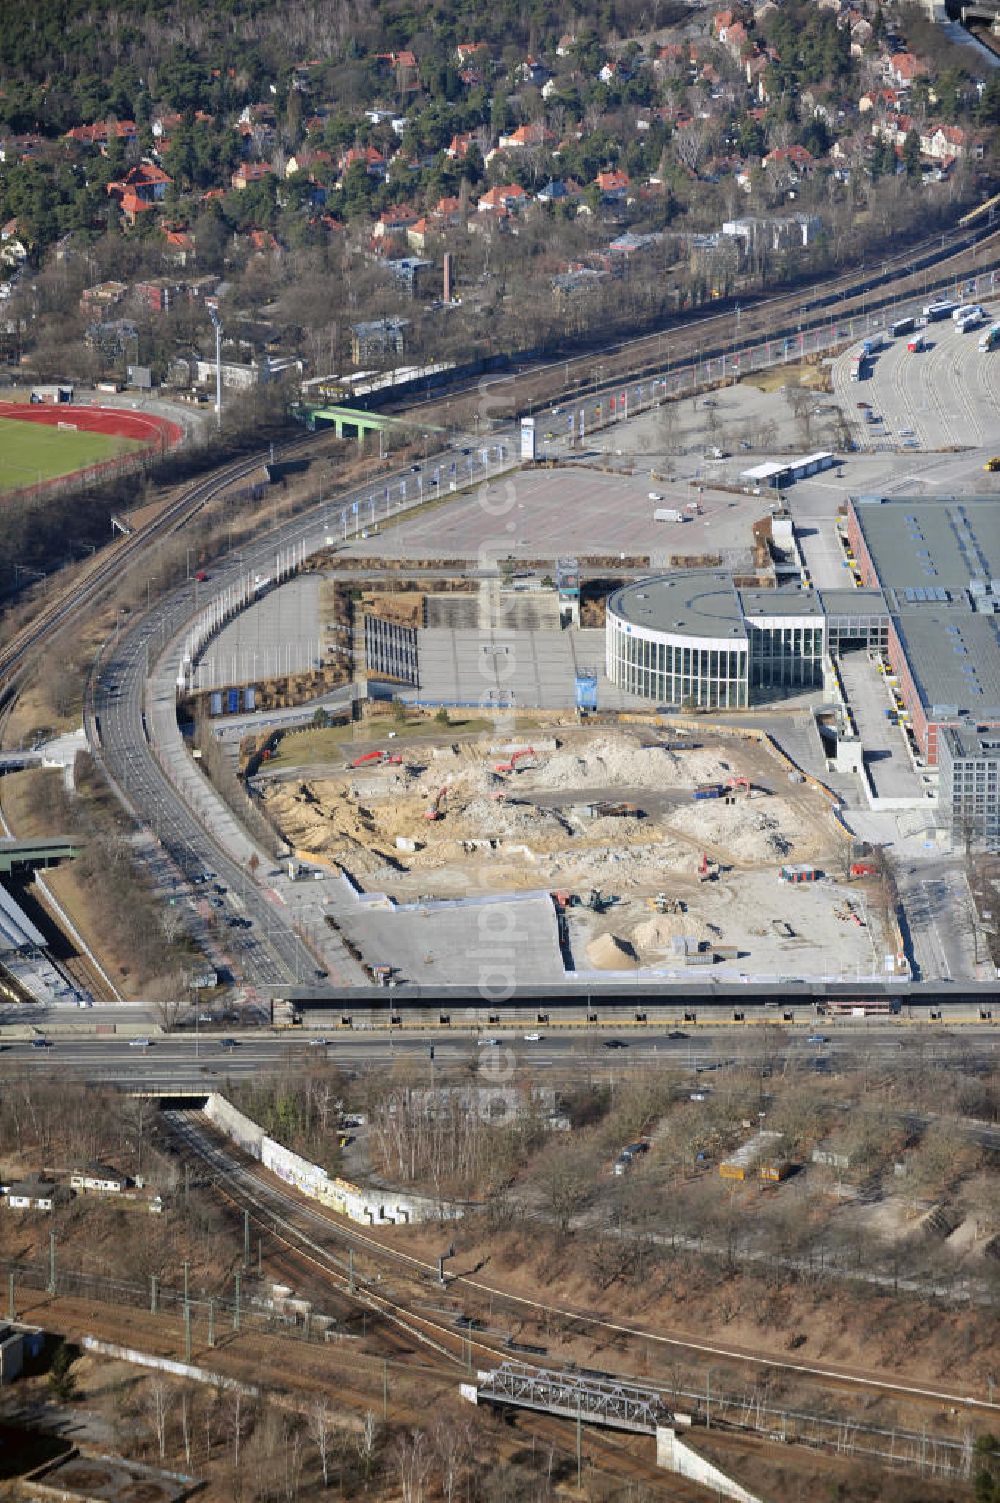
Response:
300,405,443,443
0,837,82,874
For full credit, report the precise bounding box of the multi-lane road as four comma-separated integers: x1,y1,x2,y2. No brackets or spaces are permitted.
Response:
90,422,528,991
2,1021,997,1092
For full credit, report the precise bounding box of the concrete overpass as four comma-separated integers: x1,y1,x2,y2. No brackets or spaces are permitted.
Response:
299,405,443,444
0,837,82,874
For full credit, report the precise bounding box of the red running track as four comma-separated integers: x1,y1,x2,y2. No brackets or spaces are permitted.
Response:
0,402,183,447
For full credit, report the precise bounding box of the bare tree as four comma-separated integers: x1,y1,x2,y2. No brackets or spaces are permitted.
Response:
307,1396,335,1488
146,1377,169,1460
357,1410,379,1483
393,1429,431,1503
433,1415,473,1503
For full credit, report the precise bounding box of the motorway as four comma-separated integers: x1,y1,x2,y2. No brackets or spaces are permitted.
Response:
1,1022,997,1093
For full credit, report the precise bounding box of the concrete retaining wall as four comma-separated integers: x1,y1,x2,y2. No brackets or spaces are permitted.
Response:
82,1336,258,1394
204,1093,464,1225
656,1427,768,1503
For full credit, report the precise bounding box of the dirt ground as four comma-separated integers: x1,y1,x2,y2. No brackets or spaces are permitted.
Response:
261,727,878,976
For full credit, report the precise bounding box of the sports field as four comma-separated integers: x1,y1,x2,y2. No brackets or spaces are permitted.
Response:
0,414,146,495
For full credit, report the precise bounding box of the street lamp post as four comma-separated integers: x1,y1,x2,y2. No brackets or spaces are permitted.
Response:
209,304,223,430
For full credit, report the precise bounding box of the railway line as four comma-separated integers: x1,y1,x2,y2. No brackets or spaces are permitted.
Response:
402,223,1000,422
163,1110,688,1495
164,1110,1000,1423
0,431,322,711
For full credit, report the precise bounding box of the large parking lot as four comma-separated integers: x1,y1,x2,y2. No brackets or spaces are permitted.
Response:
348,465,768,565
832,306,1000,453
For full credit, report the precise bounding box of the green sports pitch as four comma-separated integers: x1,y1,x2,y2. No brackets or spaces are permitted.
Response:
0,415,145,495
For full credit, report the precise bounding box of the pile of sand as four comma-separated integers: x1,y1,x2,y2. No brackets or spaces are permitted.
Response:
632,913,691,952
668,799,800,862
519,735,734,793
585,932,638,969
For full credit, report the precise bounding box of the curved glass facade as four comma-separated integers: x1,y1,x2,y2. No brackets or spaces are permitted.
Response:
606,575,826,708
606,611,749,708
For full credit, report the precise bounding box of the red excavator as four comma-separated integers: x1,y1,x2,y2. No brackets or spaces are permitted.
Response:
425,785,449,820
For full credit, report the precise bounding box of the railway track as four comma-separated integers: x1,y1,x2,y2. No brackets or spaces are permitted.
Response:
164,1109,696,1496
0,431,321,711
164,1110,1000,1423
405,223,1000,421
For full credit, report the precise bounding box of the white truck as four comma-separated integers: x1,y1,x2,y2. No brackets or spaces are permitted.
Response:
654,507,684,522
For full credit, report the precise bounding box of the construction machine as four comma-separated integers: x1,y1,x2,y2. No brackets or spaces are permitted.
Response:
424,785,449,821
494,747,537,774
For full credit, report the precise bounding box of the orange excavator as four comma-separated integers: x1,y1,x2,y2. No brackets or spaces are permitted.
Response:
494,747,535,774
349,749,403,769
425,785,449,821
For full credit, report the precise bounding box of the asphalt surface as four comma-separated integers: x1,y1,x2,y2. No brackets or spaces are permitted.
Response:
91,425,524,991
2,1023,998,1093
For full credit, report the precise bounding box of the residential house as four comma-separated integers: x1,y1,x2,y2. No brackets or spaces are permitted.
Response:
719,20,750,60
375,50,418,71
922,124,971,161
456,42,488,65
477,184,528,213
108,163,172,206
231,162,273,191
65,119,137,147
518,57,551,88
596,169,630,202
497,122,553,151
285,148,332,178
859,87,903,114
162,227,195,264
247,229,280,253
339,145,387,180
374,204,420,239
5,1181,60,1212
745,53,770,102
433,195,464,224
886,52,927,88
536,179,582,206
0,221,29,268
556,32,577,55
446,133,473,159
763,144,815,173
848,16,873,54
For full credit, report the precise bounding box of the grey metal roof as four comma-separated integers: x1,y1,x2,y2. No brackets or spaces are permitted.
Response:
818,587,888,617
850,496,1000,596
892,609,1000,719
608,571,747,639
740,588,824,618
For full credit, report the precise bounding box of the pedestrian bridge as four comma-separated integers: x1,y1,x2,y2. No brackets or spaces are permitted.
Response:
462,1362,670,1435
